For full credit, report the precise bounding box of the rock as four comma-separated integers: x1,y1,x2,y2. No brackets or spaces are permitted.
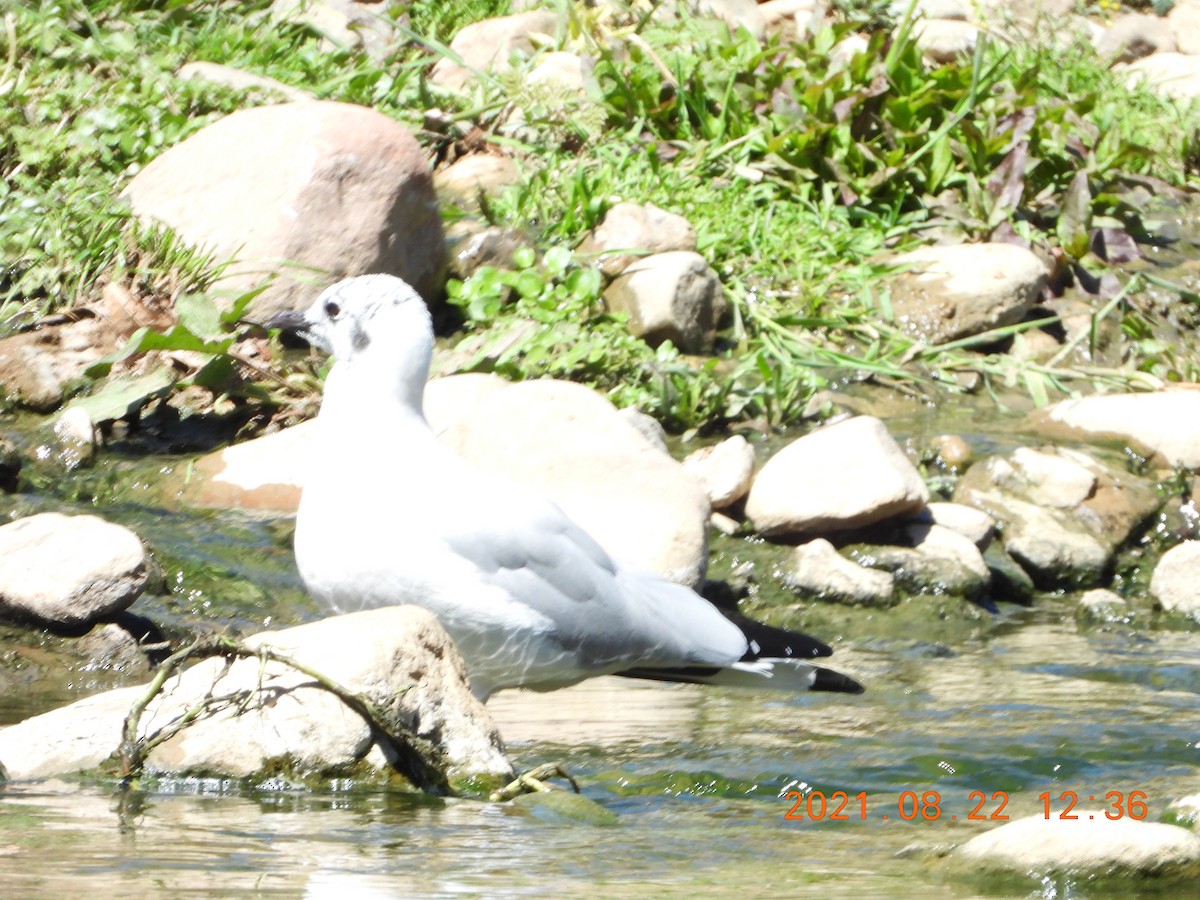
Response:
430,11,561,91
1094,13,1177,64
889,243,1049,345
526,51,597,92
271,0,406,61
177,61,314,102
983,542,1036,604
1169,792,1200,825
49,406,96,471
122,101,445,320
1169,0,1200,55
710,511,740,535
445,224,535,280
439,379,711,586
181,375,709,585
929,433,974,471
0,513,149,629
1029,389,1200,468
603,251,727,353
954,447,1159,589
577,201,698,278
760,0,827,40
692,0,767,37
915,19,979,63
920,501,995,548
1150,541,1200,616
1076,588,1131,623
434,155,522,212
954,812,1200,876
788,538,897,606
888,0,968,18
855,522,990,599
0,436,21,491
618,407,669,454
682,436,755,510
0,607,512,782
746,416,930,538
0,318,124,411
1118,52,1200,101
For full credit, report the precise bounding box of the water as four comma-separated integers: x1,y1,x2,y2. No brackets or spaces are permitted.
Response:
1,576,1197,895
1,410,1199,896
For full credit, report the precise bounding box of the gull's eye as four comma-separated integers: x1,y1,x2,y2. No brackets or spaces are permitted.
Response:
324,301,341,319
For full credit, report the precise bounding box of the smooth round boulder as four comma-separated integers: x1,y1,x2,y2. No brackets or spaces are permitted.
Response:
122,101,446,319
0,513,149,628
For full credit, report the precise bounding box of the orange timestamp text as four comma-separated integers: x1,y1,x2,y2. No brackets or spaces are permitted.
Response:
782,789,1149,822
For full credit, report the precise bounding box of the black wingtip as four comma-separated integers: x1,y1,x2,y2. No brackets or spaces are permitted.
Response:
718,608,834,660
811,666,865,694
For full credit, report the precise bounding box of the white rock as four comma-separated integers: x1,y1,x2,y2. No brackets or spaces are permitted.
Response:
122,101,445,319
1169,792,1200,824
177,61,314,102
693,0,767,37
527,51,597,92
922,501,995,548
50,405,96,470
430,11,561,90
1150,540,1200,615
682,436,755,509
955,812,1200,874
889,243,1049,345
1032,389,1200,468
1008,447,1097,508
434,155,521,211
788,538,896,605
1077,588,1130,620
746,416,930,537
1168,0,1200,55
1119,52,1200,101
577,201,698,278
272,0,406,60
0,513,149,628
915,19,979,63
618,407,669,454
900,521,990,581
439,379,711,586
1094,12,1177,63
603,251,727,352
0,607,511,781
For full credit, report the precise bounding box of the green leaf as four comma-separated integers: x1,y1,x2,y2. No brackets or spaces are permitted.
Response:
175,292,222,341
64,367,177,424
84,326,233,378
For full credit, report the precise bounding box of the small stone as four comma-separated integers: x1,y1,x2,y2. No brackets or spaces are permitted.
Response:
446,224,535,280
429,11,561,91
856,523,990,599
271,0,406,61
1150,540,1200,616
693,0,767,37
434,155,522,212
577,202,698,278
746,416,930,538
788,538,897,606
915,19,979,63
177,61,314,102
1008,447,1096,508
921,501,995,548
526,51,597,92
954,812,1200,875
1076,588,1131,623
603,251,727,352
50,406,97,471
710,511,740,535
682,436,755,510
929,434,973,470
0,513,149,629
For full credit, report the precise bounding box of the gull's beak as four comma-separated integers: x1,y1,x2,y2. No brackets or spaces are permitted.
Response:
265,309,310,333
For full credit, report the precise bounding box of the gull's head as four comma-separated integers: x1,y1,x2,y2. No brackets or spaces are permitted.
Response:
269,274,435,414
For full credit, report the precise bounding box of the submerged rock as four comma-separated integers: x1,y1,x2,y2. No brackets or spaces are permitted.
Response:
746,416,930,538
0,607,511,784
954,812,1200,876
0,513,149,630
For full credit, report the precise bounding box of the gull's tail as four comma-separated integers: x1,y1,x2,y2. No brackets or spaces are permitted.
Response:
618,610,864,694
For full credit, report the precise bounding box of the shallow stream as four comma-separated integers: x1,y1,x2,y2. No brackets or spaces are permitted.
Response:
0,413,1198,897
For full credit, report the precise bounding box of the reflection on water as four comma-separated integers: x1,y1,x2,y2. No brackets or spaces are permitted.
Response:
2,612,1197,897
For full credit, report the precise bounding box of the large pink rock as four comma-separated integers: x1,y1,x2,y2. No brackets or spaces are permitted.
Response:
122,101,445,318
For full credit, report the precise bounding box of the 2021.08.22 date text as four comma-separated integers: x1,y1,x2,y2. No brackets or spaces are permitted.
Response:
782,790,1149,822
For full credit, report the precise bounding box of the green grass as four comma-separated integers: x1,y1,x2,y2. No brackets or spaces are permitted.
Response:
4,0,1200,432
